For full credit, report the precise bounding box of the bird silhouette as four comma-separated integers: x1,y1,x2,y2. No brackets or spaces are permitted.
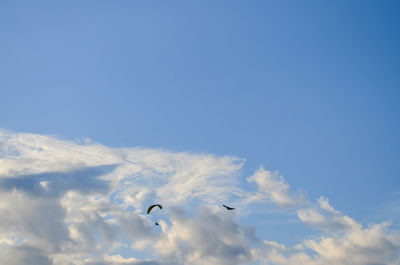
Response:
155,222,159,226
222,205,235,210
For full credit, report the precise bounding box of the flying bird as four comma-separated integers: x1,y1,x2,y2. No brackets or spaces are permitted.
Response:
155,222,159,226
222,205,235,210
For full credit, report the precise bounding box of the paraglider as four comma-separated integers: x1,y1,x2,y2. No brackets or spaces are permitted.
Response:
147,204,162,214
222,204,235,210
147,204,163,226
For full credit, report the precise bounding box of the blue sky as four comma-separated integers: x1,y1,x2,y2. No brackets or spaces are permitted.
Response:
0,1,400,264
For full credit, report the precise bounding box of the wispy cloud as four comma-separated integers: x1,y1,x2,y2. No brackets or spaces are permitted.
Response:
0,129,399,265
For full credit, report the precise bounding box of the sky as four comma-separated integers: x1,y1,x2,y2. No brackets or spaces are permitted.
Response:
0,1,400,264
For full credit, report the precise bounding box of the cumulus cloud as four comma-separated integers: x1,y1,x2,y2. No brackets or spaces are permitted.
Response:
0,244,53,265
275,222,400,265
153,207,255,265
0,129,246,264
0,129,399,265
297,208,361,231
246,167,295,207
257,196,400,265
317,196,341,215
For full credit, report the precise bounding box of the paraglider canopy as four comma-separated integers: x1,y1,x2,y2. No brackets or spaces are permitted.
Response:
147,204,162,214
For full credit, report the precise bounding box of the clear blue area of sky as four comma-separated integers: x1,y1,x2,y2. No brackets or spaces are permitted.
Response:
1,0,399,241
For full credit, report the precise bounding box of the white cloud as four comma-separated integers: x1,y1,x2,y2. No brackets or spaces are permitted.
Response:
0,129,246,264
295,222,400,265
102,254,157,264
246,167,295,207
297,208,361,231
0,244,53,265
317,196,340,215
254,223,400,265
0,129,399,265
258,198,400,265
153,207,254,265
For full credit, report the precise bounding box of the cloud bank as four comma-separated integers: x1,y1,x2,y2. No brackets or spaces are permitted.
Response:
0,129,399,264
